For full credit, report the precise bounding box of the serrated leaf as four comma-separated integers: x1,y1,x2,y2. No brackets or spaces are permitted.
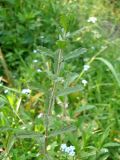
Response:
64,48,87,61
57,85,83,97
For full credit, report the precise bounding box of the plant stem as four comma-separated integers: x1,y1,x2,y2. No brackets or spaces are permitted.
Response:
48,49,63,115
44,49,63,154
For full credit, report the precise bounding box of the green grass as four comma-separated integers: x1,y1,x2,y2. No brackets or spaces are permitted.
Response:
0,0,120,159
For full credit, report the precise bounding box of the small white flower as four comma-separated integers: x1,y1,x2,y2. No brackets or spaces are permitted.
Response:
33,50,37,53
68,150,75,156
69,145,75,151
87,17,97,23
36,153,40,157
22,89,31,94
21,126,26,130
60,144,67,152
37,69,42,73
38,113,44,118
83,64,90,71
82,79,88,86
40,36,44,39
65,147,70,153
4,89,8,94
33,59,38,63
68,146,75,156
60,144,75,156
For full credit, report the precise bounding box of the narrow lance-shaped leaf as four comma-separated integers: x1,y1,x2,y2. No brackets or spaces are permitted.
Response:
15,131,44,139
48,126,76,138
96,57,120,86
104,142,120,148
57,85,83,97
6,135,16,156
75,105,95,114
64,48,87,61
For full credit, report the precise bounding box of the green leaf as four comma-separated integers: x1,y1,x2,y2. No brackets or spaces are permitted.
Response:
65,73,79,87
0,127,14,132
38,46,54,58
64,48,87,61
15,131,44,139
57,85,83,97
0,96,6,108
75,105,95,113
96,57,120,86
104,142,120,148
48,126,76,138
6,135,15,155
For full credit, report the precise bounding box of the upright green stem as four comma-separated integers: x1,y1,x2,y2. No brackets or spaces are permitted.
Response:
63,97,67,117
44,49,63,154
48,49,63,115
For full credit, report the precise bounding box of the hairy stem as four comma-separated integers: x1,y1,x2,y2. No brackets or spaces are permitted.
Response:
44,49,63,154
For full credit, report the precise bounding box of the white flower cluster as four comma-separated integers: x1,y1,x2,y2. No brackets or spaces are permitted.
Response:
83,64,90,71
87,17,97,23
82,79,88,86
33,59,38,63
60,144,75,156
22,89,31,95
37,69,42,73
4,89,9,94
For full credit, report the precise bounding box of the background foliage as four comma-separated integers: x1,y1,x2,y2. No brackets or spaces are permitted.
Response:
0,0,120,159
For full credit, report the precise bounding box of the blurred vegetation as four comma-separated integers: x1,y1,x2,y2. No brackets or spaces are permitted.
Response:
0,0,120,159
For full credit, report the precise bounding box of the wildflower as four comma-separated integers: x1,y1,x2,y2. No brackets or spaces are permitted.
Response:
4,89,8,94
22,89,31,95
33,59,38,63
83,64,90,71
82,79,88,86
60,144,68,152
33,50,37,53
40,35,44,39
37,69,42,73
60,144,75,157
69,145,75,151
21,126,26,130
37,113,44,118
87,17,97,23
69,150,75,156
